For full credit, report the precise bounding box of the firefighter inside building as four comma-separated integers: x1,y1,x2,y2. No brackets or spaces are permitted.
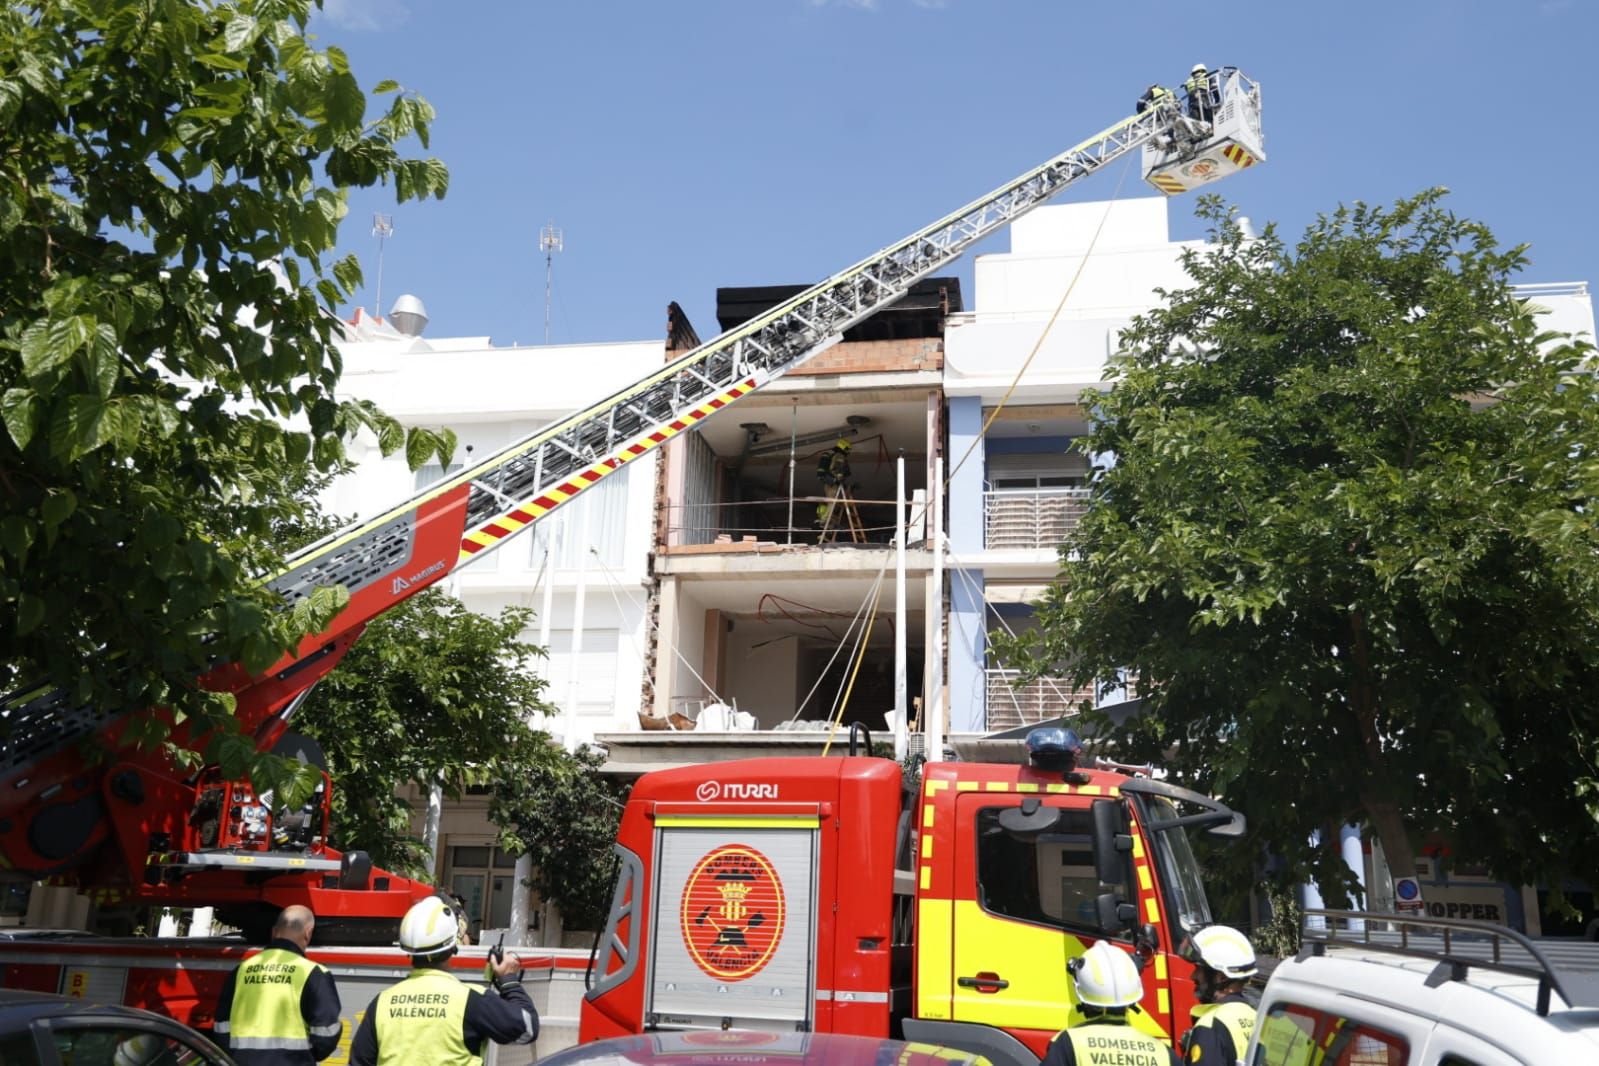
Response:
1042,942,1181,1066
813,437,853,526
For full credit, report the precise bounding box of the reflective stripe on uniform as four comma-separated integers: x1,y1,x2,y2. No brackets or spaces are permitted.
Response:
227,1035,314,1050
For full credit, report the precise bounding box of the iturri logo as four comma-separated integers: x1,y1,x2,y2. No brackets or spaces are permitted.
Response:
694,781,778,802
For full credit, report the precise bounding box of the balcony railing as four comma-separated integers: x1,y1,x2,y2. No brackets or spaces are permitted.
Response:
985,669,1093,732
983,489,1090,550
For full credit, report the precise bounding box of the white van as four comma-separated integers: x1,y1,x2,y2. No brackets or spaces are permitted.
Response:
1245,910,1599,1065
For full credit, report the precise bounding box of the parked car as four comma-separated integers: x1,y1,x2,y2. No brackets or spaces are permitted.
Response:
0,989,231,1065
540,1031,990,1066
1246,910,1599,1065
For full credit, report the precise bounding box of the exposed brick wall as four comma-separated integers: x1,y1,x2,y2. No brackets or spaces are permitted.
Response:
787,337,943,376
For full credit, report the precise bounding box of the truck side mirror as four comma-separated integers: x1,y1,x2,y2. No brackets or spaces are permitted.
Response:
1091,799,1133,884
1096,891,1137,935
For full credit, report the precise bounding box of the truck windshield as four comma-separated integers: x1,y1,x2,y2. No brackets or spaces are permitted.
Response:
1143,796,1213,939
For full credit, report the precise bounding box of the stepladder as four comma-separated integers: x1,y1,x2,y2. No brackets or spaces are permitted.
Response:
816,483,865,543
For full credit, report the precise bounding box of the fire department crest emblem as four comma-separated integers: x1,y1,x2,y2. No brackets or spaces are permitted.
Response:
680,844,786,981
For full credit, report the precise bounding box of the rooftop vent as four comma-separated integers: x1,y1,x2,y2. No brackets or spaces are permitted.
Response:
389,294,429,337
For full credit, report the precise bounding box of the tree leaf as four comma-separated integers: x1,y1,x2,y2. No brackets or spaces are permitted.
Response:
1,388,42,449
41,488,76,529
222,14,260,53
16,593,45,636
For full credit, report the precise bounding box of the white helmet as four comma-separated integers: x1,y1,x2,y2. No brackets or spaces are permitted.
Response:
1069,942,1144,1009
1191,924,1257,979
114,1034,166,1066
1191,63,1207,75
399,896,460,957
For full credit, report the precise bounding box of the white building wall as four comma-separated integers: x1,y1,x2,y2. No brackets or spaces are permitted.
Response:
328,329,665,747
945,198,1199,401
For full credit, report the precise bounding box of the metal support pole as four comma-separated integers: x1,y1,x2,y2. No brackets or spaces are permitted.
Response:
894,455,908,761
786,400,797,545
926,457,946,763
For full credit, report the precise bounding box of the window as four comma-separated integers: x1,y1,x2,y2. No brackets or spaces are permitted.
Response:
414,462,463,492
528,467,631,569
51,1024,220,1065
445,844,530,943
1142,795,1213,943
1252,1003,1408,1066
975,806,1104,932
987,450,1089,491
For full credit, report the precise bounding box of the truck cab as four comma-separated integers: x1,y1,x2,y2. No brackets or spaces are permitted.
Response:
579,733,1243,1066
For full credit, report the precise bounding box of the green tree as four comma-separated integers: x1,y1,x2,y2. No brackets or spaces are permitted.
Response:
492,746,629,934
292,588,560,879
1003,191,1599,905
0,0,452,784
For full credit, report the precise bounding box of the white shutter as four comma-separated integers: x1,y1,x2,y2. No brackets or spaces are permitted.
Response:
988,451,1087,480
541,629,619,716
647,826,818,1030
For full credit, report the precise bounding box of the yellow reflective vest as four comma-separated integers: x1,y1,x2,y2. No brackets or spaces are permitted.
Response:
1185,998,1257,1064
227,947,324,1056
372,967,476,1066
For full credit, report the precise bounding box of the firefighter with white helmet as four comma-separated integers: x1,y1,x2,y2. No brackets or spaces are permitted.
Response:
1180,924,1258,1065
1041,941,1180,1066
350,895,537,1066
1185,63,1215,122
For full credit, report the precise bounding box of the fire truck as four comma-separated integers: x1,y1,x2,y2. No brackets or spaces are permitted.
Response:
0,72,1264,1056
576,732,1245,1066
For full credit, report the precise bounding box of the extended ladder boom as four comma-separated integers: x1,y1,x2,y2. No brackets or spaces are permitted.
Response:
0,76,1263,899
274,89,1236,620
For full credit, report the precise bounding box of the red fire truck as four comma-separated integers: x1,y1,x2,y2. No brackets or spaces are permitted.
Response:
578,732,1246,1066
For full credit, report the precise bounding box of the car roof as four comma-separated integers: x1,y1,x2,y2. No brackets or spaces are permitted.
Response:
1265,946,1599,1058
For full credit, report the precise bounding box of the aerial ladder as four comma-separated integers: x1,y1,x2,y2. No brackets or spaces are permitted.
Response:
0,72,1264,941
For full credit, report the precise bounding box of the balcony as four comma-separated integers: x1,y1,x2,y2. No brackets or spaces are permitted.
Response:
983,489,1090,550
985,669,1093,732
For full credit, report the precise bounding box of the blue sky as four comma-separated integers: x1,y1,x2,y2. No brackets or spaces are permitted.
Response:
312,0,1598,348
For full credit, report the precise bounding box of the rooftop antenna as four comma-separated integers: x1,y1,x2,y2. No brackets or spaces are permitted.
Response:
371,212,394,321
540,221,563,344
